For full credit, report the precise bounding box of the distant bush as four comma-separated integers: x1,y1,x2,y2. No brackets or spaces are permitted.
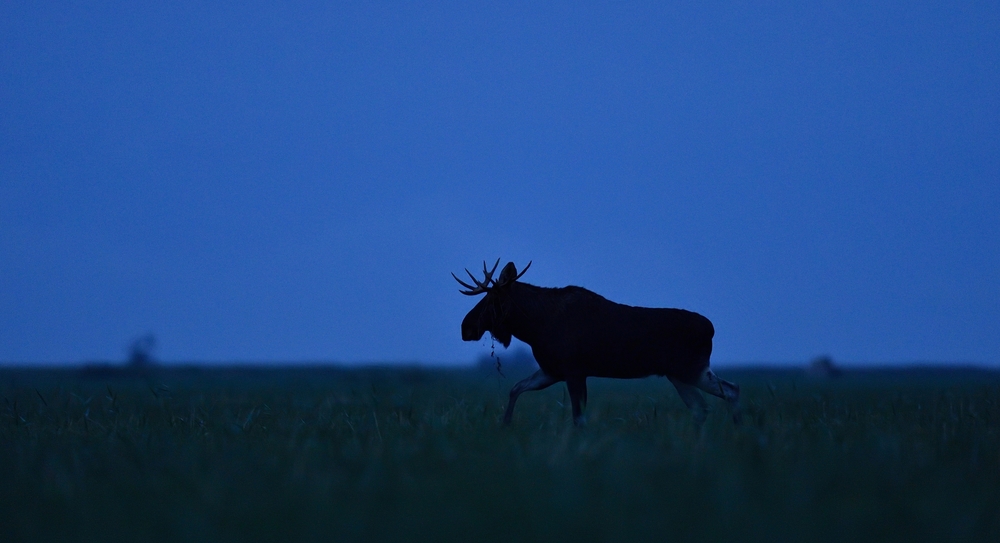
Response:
809,355,842,378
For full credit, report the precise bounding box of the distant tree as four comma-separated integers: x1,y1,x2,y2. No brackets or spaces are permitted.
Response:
127,334,157,369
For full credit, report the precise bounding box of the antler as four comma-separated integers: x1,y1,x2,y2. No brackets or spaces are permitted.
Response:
452,258,500,295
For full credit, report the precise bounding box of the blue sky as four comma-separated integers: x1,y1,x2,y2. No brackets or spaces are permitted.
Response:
2,1,998,366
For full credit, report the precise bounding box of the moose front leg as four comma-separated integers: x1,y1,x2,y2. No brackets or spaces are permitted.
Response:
695,369,742,424
503,370,559,424
668,377,708,425
566,376,588,426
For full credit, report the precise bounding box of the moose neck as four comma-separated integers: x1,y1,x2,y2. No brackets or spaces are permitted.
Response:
501,282,552,348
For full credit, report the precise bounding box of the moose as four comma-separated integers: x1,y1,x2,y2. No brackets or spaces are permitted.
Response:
454,259,741,426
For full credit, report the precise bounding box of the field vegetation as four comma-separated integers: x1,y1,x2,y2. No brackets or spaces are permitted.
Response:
1,366,998,542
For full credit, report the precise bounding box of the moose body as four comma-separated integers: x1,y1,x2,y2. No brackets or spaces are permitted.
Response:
455,260,741,425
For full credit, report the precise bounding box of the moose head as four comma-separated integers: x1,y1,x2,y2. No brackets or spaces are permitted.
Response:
453,258,531,348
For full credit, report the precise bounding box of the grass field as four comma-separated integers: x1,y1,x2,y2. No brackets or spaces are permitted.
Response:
1,365,998,542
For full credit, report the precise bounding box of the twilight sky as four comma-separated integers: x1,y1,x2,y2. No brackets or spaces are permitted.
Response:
2,1,998,366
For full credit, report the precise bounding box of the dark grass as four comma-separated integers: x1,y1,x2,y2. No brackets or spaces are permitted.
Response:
1,365,998,542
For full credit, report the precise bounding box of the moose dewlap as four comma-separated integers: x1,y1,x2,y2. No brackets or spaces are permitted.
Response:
454,259,741,426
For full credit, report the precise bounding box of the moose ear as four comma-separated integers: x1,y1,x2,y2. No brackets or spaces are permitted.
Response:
498,262,518,284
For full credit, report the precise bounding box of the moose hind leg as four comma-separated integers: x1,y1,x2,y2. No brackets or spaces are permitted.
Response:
668,377,708,424
503,370,559,424
566,377,588,426
695,370,742,424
